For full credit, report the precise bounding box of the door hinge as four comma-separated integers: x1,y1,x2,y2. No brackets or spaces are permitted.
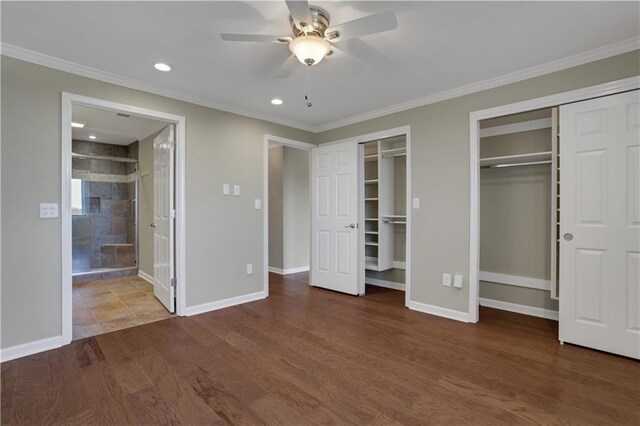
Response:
171,278,176,288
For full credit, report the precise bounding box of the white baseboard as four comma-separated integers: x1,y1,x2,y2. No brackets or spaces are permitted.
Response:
480,297,558,321
1,336,62,363
479,271,551,291
392,261,406,270
408,301,470,323
365,278,406,291
138,270,155,284
268,266,310,275
184,290,267,317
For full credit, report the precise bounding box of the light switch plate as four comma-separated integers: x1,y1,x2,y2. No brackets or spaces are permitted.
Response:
223,184,230,195
454,274,464,289
412,197,420,209
233,185,240,196
40,203,58,218
246,264,253,275
254,199,261,209
442,273,452,287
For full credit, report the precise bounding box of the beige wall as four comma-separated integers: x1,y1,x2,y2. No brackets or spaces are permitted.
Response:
268,146,284,270
317,50,640,313
137,128,165,276
282,147,310,269
1,57,313,349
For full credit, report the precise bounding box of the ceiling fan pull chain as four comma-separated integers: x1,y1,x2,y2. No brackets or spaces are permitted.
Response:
305,65,312,108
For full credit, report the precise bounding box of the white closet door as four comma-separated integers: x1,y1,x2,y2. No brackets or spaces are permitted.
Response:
559,90,639,359
310,141,360,295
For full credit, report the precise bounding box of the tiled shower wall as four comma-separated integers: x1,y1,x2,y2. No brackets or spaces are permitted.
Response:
72,140,138,273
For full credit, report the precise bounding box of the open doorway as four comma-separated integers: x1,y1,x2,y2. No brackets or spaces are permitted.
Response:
264,136,314,292
62,94,187,344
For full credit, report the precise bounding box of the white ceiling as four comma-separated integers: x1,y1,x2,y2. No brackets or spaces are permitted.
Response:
3,1,639,132
72,105,166,145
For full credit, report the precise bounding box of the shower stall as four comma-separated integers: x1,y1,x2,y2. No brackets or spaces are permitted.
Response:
71,139,138,282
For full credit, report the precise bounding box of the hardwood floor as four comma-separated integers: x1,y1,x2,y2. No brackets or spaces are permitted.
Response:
2,272,639,425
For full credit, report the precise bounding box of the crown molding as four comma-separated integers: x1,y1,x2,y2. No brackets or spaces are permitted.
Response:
2,37,638,134
313,36,640,133
0,43,317,133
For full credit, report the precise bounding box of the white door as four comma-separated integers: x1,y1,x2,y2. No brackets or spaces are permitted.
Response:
310,141,360,295
559,90,640,359
152,126,175,312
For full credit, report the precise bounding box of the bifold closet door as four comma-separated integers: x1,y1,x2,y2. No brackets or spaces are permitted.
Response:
310,141,360,295
559,90,639,359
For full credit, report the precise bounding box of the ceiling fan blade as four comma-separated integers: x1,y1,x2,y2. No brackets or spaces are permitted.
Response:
220,33,290,43
285,0,312,29
326,10,397,42
274,54,299,79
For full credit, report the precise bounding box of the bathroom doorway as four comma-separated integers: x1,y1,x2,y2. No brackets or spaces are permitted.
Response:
63,95,186,342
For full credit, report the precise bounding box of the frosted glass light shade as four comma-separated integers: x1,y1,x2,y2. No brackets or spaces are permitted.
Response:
289,35,330,66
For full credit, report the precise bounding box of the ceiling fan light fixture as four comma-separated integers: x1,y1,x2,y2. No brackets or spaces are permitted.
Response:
289,35,330,66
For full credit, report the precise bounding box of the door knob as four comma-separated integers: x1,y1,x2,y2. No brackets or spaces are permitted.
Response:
344,223,358,229
563,233,573,241
150,223,156,228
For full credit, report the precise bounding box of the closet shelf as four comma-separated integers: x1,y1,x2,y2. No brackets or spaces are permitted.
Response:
381,214,406,218
365,179,379,184
365,242,379,246
480,151,552,168
381,147,407,157
365,231,379,235
365,218,378,221
365,198,379,201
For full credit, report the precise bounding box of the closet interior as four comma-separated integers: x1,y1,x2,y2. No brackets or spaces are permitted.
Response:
478,107,559,317
361,135,407,293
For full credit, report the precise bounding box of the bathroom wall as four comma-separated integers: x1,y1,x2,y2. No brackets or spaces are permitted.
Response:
71,139,137,272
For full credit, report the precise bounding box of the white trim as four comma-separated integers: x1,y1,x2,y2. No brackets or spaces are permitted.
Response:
408,301,470,323
1,336,62,363
480,298,558,321
61,93,188,346
268,266,310,275
4,37,637,134
365,278,405,291
184,290,267,317
314,37,640,132
469,76,640,324
392,261,406,270
479,271,551,291
263,134,315,298
2,44,316,133
138,270,156,285
480,118,551,139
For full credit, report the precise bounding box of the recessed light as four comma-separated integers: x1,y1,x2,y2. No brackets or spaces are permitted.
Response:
271,98,284,105
154,63,172,72
71,122,85,128
88,135,97,140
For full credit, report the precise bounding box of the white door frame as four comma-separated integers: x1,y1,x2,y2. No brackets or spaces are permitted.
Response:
61,92,187,344
468,76,640,324
323,126,412,307
262,135,316,296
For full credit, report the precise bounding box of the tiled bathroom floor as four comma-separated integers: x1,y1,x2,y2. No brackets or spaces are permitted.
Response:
72,276,173,340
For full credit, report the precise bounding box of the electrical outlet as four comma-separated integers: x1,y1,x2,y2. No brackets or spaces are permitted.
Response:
454,274,464,289
254,199,261,209
234,185,240,196
413,197,420,209
246,264,253,275
40,203,58,218
223,184,230,195
442,273,452,287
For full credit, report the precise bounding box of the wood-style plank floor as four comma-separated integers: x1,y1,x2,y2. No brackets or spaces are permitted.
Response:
2,272,639,425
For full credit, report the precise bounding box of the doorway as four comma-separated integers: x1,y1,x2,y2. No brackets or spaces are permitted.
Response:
61,93,187,345
263,135,315,294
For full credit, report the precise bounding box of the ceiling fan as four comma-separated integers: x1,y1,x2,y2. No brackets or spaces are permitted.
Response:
220,0,398,78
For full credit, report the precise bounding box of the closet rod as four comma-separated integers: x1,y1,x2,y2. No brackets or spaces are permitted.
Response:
481,160,551,169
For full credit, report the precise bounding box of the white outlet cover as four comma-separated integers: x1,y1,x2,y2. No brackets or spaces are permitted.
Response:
40,203,59,218
223,184,230,195
233,185,240,196
412,197,420,209
454,274,464,288
442,273,452,287
254,199,261,209
246,264,253,275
